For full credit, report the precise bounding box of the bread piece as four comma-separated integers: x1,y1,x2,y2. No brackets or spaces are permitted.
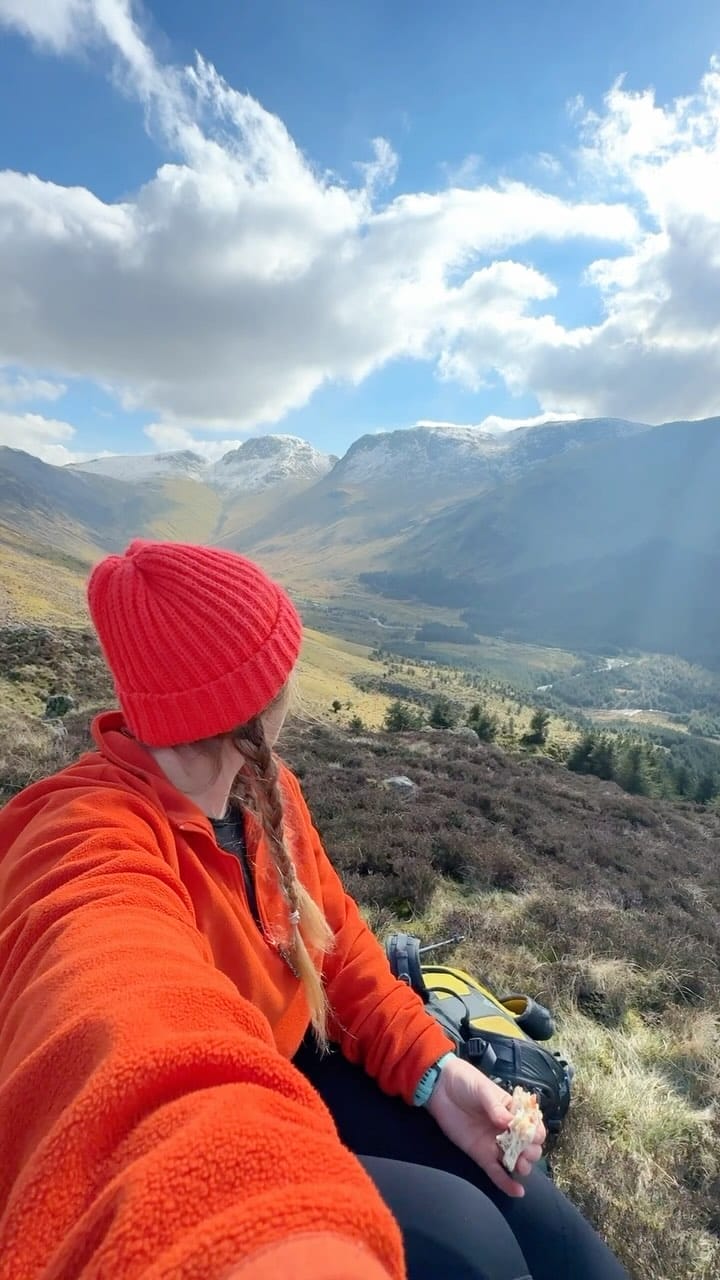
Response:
496,1086,542,1173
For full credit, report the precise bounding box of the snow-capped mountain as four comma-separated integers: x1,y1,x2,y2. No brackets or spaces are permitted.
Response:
69,420,652,496
208,435,335,492
71,436,335,494
332,419,652,489
70,450,208,484
333,425,505,486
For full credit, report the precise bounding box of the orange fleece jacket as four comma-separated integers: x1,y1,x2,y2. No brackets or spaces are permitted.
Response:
0,712,453,1280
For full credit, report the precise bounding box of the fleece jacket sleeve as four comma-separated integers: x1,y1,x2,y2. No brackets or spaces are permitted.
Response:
282,772,455,1102
228,1234,395,1279
0,786,404,1280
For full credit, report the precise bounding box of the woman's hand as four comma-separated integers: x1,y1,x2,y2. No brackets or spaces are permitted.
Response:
425,1056,546,1197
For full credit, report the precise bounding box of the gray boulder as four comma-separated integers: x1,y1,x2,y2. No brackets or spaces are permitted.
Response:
382,775,418,795
449,727,480,744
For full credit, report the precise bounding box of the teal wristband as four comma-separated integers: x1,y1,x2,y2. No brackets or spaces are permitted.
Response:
412,1052,454,1107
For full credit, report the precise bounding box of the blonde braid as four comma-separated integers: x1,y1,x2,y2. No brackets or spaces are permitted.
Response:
231,717,334,1049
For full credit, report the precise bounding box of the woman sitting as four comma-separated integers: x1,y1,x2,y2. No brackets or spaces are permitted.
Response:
0,540,629,1280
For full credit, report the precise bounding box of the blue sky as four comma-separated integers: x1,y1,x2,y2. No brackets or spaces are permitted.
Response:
0,0,719,463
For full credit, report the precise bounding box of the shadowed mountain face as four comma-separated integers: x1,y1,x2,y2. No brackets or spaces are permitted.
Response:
360,418,720,665
0,447,178,554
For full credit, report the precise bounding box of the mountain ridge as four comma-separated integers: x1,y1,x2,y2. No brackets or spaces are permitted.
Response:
205,417,663,581
69,417,655,496
3,415,719,664
71,434,336,493
333,416,652,488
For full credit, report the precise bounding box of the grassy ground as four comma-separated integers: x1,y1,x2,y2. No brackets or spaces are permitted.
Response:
0,621,574,745
0,525,91,625
419,888,719,1279
590,708,688,733
297,628,394,727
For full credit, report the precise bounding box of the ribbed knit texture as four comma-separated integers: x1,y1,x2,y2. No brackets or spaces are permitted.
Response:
87,540,303,746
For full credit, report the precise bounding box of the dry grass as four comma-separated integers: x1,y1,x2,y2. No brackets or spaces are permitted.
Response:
0,705,74,802
590,708,688,734
298,628,393,727
414,882,719,1279
556,1010,719,1279
420,894,720,1280
0,526,90,625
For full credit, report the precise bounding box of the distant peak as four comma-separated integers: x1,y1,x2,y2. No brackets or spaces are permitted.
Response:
218,434,314,462
156,449,206,464
209,434,334,491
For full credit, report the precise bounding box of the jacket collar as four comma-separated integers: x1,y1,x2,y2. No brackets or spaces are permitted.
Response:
90,710,216,832
90,711,291,947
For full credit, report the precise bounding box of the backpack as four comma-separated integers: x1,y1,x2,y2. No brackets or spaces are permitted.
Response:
385,932,573,1143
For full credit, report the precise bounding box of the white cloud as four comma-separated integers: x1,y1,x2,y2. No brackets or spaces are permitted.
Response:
0,1,155,85
0,371,66,404
478,411,579,433
0,1,718,434
415,412,579,435
143,422,242,461
515,59,720,421
356,137,399,195
0,0,93,51
441,153,484,187
479,411,580,435
0,409,87,464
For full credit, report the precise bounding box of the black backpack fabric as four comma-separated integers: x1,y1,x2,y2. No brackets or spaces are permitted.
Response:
385,932,573,1142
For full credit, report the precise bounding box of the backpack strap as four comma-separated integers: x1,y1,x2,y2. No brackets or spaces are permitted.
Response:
385,933,429,1002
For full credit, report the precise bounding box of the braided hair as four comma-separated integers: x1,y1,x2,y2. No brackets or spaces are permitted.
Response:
230,715,334,1049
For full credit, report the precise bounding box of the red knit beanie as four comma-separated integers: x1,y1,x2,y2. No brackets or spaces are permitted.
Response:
87,540,303,747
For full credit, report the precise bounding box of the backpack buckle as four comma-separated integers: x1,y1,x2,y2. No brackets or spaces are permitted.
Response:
465,1037,497,1073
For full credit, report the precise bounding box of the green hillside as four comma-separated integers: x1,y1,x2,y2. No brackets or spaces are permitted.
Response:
0,447,221,562
0,523,90,624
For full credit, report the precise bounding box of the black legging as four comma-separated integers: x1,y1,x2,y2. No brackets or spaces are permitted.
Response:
294,1038,630,1280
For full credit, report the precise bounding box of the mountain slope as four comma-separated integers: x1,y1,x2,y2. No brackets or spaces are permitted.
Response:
219,419,655,587
0,522,89,624
362,418,720,664
3,417,719,663
0,447,218,559
35,420,658,589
